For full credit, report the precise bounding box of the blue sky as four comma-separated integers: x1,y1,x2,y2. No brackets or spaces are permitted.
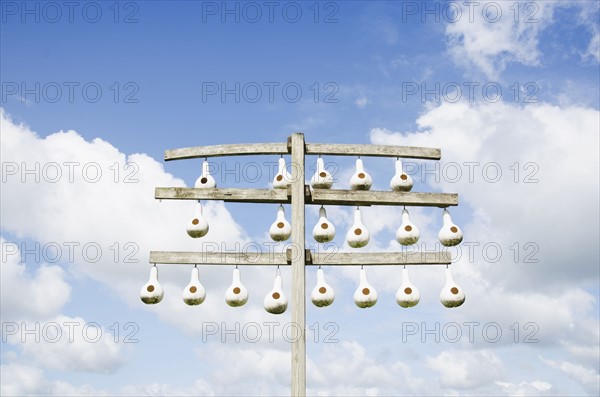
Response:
1,1,599,396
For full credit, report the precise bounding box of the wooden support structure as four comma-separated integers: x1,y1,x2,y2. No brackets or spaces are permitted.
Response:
149,133,459,397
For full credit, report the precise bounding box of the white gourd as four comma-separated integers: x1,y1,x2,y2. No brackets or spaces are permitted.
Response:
350,158,372,190
354,267,377,308
273,157,292,189
311,268,334,307
396,208,420,246
438,209,463,247
390,158,413,192
440,267,465,308
264,269,288,314
346,207,370,248
182,266,206,306
395,267,420,308
311,157,333,189
140,265,164,304
225,268,249,307
194,160,216,188
269,205,292,241
313,206,335,243
186,201,209,238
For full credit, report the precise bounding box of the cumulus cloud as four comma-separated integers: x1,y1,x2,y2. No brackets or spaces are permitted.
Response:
444,1,599,78
1,238,71,321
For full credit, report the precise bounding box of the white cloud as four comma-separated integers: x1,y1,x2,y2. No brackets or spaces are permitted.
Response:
541,357,600,396
444,1,599,78
355,96,370,108
1,238,71,321
427,349,505,389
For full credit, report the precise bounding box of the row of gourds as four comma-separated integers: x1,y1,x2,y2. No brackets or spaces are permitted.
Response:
140,264,465,311
188,203,463,248
189,157,463,247
195,157,413,191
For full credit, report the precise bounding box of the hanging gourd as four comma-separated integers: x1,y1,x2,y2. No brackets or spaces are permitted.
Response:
311,157,333,189
438,209,463,247
350,158,372,190
346,207,370,248
273,156,292,189
182,266,206,306
264,267,288,314
390,158,413,192
269,205,292,241
354,267,377,308
194,159,216,188
140,265,164,305
186,201,209,238
311,267,334,307
312,206,335,243
225,267,249,307
395,267,420,308
440,266,465,308
396,208,420,246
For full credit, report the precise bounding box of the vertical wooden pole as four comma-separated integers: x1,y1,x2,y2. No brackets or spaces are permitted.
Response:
290,133,306,396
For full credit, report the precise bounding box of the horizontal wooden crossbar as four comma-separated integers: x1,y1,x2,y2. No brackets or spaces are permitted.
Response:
149,251,451,265
155,187,290,203
305,143,441,159
155,187,458,207
164,142,441,161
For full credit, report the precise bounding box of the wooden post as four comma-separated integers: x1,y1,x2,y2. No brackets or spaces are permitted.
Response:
290,133,306,396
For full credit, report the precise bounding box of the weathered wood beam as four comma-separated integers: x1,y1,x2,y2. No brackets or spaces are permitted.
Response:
155,187,290,203
309,189,458,207
311,251,451,265
149,251,451,266
165,143,289,161
305,143,441,159
149,251,288,265
154,187,458,207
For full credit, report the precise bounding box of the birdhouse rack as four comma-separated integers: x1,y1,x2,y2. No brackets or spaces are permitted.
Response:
148,133,460,396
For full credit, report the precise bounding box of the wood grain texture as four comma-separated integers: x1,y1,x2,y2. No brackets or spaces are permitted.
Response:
290,133,306,397
155,187,290,203
309,189,458,207
305,143,441,159
165,143,289,160
149,251,451,266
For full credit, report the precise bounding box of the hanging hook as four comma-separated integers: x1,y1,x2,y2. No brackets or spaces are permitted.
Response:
235,264,239,269
205,157,208,161
446,264,449,269
361,265,364,269
318,264,322,269
280,154,283,159
194,264,198,268
403,206,406,211
152,263,156,268
403,265,406,269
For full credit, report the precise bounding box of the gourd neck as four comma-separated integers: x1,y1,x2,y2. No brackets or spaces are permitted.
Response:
191,267,199,282
278,158,286,173
273,274,282,290
150,266,159,282
395,159,404,175
316,157,325,172
355,158,364,173
354,208,363,224
319,206,327,219
277,205,285,220
317,268,325,284
202,160,210,176
402,209,410,222
232,268,241,283
359,268,368,284
442,210,452,225
402,267,410,283
445,267,454,283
